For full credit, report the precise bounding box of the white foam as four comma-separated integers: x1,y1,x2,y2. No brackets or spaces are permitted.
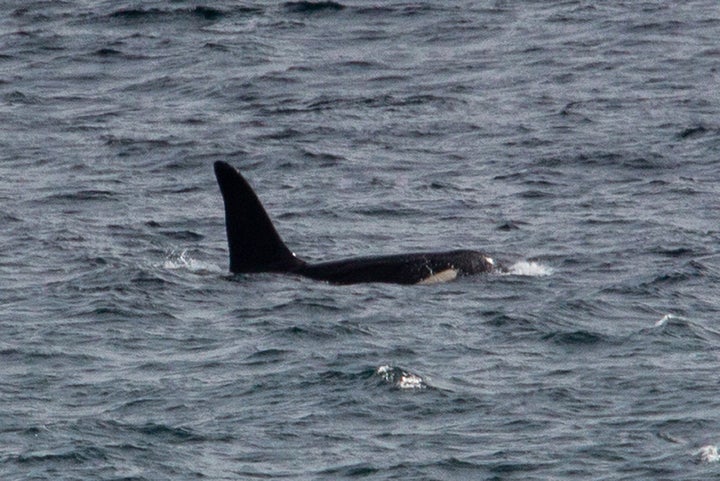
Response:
376,365,426,390
654,313,675,328
163,249,222,274
506,260,553,277
696,445,720,463
397,374,424,389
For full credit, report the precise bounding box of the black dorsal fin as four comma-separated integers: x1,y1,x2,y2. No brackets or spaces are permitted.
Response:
214,161,303,273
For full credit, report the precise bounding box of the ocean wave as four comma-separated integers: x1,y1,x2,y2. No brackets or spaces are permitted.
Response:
541,330,607,347
647,313,720,343
108,6,226,22
283,1,345,13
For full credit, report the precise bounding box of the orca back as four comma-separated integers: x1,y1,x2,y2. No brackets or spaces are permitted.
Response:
213,161,303,273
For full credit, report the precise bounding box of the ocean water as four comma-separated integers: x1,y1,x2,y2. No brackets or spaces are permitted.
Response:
2,1,720,479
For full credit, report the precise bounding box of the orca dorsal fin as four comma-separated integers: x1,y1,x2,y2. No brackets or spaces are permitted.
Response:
213,161,303,273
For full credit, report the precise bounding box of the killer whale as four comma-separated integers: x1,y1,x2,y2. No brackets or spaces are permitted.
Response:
214,161,498,285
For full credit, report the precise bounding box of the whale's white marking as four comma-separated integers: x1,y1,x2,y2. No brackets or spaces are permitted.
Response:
417,268,458,285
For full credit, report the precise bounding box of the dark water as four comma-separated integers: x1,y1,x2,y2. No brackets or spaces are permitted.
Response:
2,1,720,479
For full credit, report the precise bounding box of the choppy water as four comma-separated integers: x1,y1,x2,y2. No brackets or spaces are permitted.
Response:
2,1,720,479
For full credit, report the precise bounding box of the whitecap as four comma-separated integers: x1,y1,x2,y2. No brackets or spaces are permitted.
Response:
163,249,222,274
696,445,720,463
376,365,426,390
506,260,553,277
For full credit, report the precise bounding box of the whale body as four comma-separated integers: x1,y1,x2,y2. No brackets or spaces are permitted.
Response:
214,161,498,285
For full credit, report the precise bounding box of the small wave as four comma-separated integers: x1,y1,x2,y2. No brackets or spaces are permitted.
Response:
678,125,709,140
95,47,122,56
506,260,553,277
136,422,205,442
159,230,204,241
318,462,377,477
283,1,345,13
645,313,720,343
163,249,222,274
45,189,117,201
14,446,109,464
109,6,225,22
2,90,42,105
541,330,610,349
376,365,426,390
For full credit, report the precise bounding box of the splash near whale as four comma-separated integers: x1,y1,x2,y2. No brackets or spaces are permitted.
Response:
213,161,499,285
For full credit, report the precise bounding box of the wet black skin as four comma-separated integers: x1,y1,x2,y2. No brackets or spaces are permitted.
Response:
214,161,498,285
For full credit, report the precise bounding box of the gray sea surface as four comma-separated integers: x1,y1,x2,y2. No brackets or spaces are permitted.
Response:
2,1,720,479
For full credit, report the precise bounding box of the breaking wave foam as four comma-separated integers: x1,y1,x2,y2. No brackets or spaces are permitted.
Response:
163,249,222,274
376,365,427,390
506,260,553,277
696,445,720,463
